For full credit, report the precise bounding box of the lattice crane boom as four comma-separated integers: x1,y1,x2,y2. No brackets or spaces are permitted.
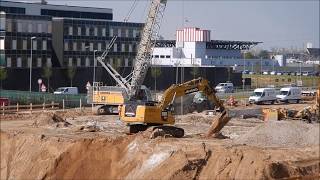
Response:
129,0,167,98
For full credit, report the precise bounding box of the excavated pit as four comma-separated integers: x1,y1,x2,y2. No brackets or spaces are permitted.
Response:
1,110,320,179
1,131,319,179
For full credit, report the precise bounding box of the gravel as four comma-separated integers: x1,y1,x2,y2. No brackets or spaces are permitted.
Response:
235,120,320,147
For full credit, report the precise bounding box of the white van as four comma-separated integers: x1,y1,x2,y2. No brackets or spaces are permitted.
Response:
215,83,234,93
54,87,79,95
249,88,277,104
276,87,301,103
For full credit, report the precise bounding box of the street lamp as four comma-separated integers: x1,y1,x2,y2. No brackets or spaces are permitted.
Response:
93,50,98,83
30,36,36,92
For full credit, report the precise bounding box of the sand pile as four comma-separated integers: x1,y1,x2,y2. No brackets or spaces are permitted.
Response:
235,120,320,147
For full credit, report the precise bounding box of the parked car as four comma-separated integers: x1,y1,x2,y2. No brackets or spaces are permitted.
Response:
302,71,311,76
276,87,301,103
276,72,283,75
249,71,256,75
270,71,276,75
242,70,250,74
54,87,79,95
249,88,277,104
215,83,234,93
296,72,302,76
262,71,269,75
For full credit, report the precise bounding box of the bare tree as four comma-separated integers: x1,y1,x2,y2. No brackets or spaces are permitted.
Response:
67,67,76,87
0,67,7,89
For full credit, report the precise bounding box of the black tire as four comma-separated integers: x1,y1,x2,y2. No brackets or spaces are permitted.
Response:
271,100,275,105
296,99,300,103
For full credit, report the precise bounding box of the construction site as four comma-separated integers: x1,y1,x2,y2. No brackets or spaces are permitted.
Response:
1,0,320,179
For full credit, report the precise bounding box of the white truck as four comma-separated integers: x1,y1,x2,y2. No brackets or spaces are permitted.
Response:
249,88,277,104
276,87,301,103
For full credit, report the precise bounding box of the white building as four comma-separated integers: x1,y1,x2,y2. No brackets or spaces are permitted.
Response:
152,27,280,71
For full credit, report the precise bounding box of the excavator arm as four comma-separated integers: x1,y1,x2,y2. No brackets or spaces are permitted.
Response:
157,77,231,136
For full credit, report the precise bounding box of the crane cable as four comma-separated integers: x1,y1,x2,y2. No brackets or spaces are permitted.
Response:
124,0,139,22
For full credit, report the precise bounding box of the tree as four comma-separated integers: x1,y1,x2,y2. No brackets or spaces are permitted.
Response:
0,67,7,89
258,50,269,59
67,66,76,87
42,67,52,92
151,67,161,91
244,52,255,59
190,67,200,79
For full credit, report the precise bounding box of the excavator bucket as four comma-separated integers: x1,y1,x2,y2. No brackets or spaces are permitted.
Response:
206,110,231,137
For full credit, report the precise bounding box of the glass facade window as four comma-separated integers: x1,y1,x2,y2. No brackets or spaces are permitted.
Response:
129,44,132,52
43,40,47,50
85,57,90,67
86,27,89,36
0,17,5,31
17,22,22,32
64,41,69,51
117,28,121,37
109,58,113,66
28,23,32,33
0,39,4,50
7,58,11,67
133,29,136,38
125,29,129,37
94,27,98,36
46,58,52,67
113,43,117,52
68,58,73,66
81,42,85,51
98,43,102,51
37,58,42,67
6,21,12,32
73,42,77,51
125,58,128,67
48,23,52,33
28,57,31,67
110,28,113,37
102,28,106,37
23,40,27,50
78,27,81,36
121,44,125,52
77,58,81,67
90,43,93,51
68,26,73,35
12,40,17,50
32,40,37,50
37,23,42,33
17,57,22,67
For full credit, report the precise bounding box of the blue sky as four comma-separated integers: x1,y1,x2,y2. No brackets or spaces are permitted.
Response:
15,0,320,50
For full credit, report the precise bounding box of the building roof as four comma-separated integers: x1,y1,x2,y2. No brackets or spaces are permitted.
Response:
307,48,320,57
154,40,261,50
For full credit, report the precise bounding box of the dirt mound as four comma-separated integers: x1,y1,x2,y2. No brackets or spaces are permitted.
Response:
235,120,320,147
32,113,71,128
1,131,319,180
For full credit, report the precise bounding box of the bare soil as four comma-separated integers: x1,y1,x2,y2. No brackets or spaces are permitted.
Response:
1,103,319,180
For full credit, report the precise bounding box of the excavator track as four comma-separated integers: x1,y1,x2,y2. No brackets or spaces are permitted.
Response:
129,124,184,138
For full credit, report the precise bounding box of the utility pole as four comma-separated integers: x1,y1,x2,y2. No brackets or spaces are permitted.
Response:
93,50,97,83
30,36,36,92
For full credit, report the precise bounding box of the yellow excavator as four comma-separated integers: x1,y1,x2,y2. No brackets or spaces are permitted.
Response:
119,78,231,138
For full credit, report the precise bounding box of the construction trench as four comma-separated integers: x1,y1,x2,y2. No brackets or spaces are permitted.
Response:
1,101,319,180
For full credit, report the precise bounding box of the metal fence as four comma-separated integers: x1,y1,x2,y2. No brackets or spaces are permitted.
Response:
0,90,87,108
